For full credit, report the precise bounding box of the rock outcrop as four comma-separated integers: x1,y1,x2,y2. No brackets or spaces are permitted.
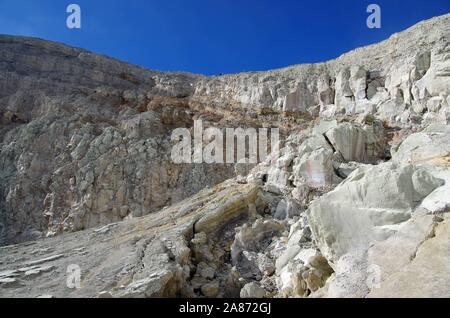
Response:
1,13,450,298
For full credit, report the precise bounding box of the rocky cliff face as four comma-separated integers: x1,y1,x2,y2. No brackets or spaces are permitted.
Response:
193,13,449,121
0,37,237,244
0,14,450,298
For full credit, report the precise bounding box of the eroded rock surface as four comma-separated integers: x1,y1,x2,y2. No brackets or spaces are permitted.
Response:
1,13,450,298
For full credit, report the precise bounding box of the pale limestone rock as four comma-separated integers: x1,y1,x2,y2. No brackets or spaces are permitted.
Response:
367,210,437,282
321,252,370,298
418,168,450,214
326,124,365,161
2,14,450,245
317,77,335,107
1,13,450,300
97,291,113,298
307,163,443,262
194,183,260,234
231,219,284,278
334,68,353,110
283,82,316,113
275,245,302,273
414,46,450,100
240,282,266,298
325,123,383,163
116,269,182,298
367,214,450,298
293,147,334,188
277,254,333,298
335,162,366,178
201,281,220,297
312,120,338,135
354,99,376,115
290,134,335,189
266,166,292,194
274,198,302,220
392,124,450,164
350,66,368,101
307,164,446,298
320,104,338,118
376,99,407,122
0,181,263,298
36,294,55,298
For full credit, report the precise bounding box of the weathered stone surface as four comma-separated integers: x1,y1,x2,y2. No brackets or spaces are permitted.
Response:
291,134,336,189
1,13,450,299
307,164,449,298
194,183,260,234
0,181,263,298
322,224,432,297
419,169,450,214
277,254,333,298
240,282,266,298
307,163,443,262
324,122,385,163
392,124,450,164
367,214,450,298
283,82,316,113
367,210,437,282
231,218,284,279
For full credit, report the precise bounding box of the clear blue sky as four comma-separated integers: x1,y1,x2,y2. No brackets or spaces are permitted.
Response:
0,0,449,75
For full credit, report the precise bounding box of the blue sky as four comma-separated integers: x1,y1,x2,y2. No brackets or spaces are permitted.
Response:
0,0,449,75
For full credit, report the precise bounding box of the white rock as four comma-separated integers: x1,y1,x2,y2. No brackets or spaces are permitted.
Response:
240,282,266,298
307,163,443,262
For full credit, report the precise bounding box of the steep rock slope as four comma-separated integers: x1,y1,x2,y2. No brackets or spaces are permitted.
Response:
0,13,450,298
0,37,236,244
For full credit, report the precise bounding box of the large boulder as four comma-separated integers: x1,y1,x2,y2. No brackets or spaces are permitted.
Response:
325,123,367,162
291,134,336,189
350,66,368,101
324,122,385,163
307,163,444,262
292,147,335,189
393,135,450,213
